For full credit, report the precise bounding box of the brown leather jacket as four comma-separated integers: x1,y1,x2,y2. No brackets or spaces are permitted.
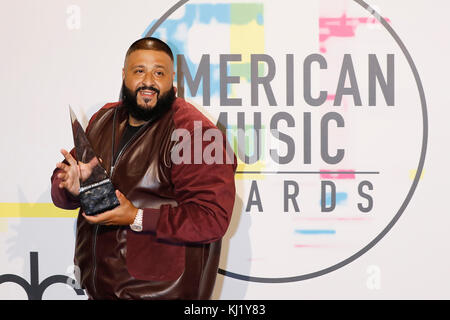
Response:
51,98,237,299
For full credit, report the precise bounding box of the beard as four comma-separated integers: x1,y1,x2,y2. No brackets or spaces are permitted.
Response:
120,82,176,122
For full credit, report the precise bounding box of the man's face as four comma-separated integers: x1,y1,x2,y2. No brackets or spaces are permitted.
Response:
122,49,174,109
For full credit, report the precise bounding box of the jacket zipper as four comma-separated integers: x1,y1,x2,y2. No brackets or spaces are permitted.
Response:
91,107,154,295
92,224,99,295
110,124,148,178
110,109,155,178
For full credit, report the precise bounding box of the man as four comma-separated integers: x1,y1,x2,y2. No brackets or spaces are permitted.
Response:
51,37,237,299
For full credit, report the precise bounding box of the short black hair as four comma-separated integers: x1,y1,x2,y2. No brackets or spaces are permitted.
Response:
125,37,174,62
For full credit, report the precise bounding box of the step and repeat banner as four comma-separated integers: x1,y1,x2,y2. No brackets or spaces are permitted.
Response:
0,0,448,299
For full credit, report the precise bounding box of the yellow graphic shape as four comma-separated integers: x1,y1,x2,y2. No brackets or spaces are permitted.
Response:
236,160,266,180
230,19,264,64
0,203,78,218
409,169,425,180
227,128,266,180
229,9,265,99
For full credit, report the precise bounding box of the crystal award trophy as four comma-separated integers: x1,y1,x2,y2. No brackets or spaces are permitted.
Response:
70,106,119,215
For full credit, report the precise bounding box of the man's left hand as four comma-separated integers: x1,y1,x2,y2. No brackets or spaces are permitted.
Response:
82,190,138,226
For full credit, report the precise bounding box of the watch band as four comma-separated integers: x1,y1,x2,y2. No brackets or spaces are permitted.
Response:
130,208,143,232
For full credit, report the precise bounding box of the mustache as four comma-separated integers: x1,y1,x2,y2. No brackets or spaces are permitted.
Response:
136,86,160,96
120,82,175,122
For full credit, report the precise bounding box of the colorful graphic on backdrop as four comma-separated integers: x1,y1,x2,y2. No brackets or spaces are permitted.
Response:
143,0,427,283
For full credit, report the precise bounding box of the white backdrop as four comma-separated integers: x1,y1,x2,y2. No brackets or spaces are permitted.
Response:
0,0,448,299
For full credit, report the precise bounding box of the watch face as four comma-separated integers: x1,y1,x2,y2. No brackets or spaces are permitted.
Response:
131,224,142,232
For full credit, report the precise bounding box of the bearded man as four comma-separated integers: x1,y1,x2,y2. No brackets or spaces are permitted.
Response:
50,37,237,300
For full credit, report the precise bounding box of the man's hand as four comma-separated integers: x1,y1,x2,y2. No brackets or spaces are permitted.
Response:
82,190,138,226
56,149,99,196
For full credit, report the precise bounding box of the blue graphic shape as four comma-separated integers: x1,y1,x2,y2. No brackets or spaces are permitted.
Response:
143,4,233,99
295,229,336,235
321,192,348,207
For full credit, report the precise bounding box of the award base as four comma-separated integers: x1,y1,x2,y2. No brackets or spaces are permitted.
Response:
79,179,120,216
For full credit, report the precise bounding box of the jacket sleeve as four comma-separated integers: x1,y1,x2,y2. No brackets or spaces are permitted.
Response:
141,127,237,244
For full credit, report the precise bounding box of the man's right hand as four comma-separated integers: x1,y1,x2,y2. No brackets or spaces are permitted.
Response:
56,149,99,196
